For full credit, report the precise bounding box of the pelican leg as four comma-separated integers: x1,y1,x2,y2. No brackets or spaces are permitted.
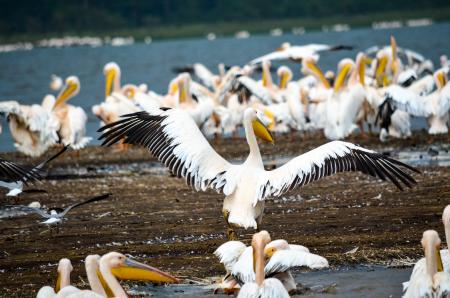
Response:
222,210,237,240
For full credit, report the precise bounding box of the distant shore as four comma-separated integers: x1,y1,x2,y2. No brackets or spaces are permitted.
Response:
1,8,449,45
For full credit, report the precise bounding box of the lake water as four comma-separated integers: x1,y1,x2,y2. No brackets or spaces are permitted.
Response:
0,23,449,152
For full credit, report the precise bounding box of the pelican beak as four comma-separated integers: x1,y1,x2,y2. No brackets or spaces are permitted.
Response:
55,272,62,292
375,56,388,86
263,108,276,131
54,81,78,109
437,249,444,272
279,72,289,89
111,257,179,284
436,71,448,89
305,60,331,89
390,35,397,61
105,69,116,98
334,63,353,92
179,81,187,103
358,57,367,86
253,111,274,143
97,269,115,297
169,81,178,95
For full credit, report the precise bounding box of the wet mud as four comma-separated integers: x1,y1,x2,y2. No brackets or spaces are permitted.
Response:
0,131,449,297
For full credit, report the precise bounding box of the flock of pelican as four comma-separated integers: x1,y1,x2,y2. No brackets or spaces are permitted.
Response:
0,35,448,297
1,36,449,158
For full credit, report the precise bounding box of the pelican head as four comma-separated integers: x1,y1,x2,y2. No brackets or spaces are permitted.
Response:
122,84,138,99
104,252,179,283
54,76,80,109
104,62,121,98
245,108,274,143
334,58,355,92
434,69,448,89
421,230,444,275
55,258,72,292
264,239,289,257
277,42,291,51
277,66,293,89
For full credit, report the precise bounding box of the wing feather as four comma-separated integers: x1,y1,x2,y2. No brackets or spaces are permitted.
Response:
384,85,433,117
259,141,418,202
265,250,329,276
99,109,233,193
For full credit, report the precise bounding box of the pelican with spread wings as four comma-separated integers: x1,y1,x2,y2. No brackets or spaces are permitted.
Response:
99,107,418,239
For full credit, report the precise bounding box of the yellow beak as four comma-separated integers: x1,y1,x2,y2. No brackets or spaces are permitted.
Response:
105,69,116,98
305,60,331,89
375,56,388,86
334,63,352,92
437,249,444,272
390,35,397,62
54,82,77,109
179,81,187,103
279,73,289,89
111,258,179,284
252,118,274,143
436,71,448,88
55,272,62,292
358,58,367,86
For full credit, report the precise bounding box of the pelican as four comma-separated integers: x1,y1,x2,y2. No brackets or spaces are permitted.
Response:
249,43,353,65
237,231,289,298
37,252,178,298
0,100,59,156
5,193,110,225
0,145,67,196
36,258,73,298
99,106,418,239
403,230,450,297
53,76,91,149
403,205,450,293
215,236,327,294
381,68,449,135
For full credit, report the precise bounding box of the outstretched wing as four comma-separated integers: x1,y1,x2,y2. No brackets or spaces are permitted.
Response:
383,85,433,117
98,109,233,193
236,76,273,105
265,250,329,276
258,141,418,202
0,159,42,185
59,193,111,217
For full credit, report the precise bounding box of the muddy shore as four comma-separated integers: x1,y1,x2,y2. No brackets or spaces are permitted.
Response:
0,131,449,297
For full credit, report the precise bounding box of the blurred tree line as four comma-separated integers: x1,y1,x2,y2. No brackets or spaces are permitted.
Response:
0,0,449,36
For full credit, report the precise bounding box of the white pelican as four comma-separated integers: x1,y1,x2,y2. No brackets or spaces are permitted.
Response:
0,100,59,156
249,43,352,65
381,68,449,135
5,193,110,225
0,145,67,196
215,236,327,294
53,76,91,149
403,205,450,292
403,230,450,298
237,231,289,298
38,252,179,298
99,107,418,239
36,258,73,297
